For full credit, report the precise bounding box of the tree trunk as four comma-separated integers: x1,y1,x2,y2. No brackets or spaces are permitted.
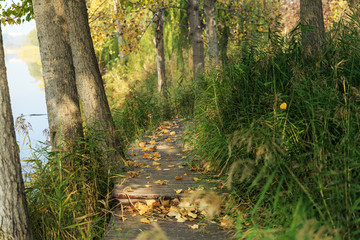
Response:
64,0,124,162
112,0,125,62
155,9,167,98
204,0,220,65
300,0,325,56
0,24,33,240
188,0,205,81
33,0,84,148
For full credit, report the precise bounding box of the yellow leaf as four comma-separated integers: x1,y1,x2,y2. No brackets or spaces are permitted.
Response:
193,177,200,182
117,227,123,231
140,218,151,224
150,140,157,145
142,153,152,159
280,102,287,110
166,138,171,142
170,131,176,135
175,176,183,180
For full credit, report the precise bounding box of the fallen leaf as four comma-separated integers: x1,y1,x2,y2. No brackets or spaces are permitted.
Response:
149,145,157,151
145,185,152,188
175,189,184,194
175,176,183,181
156,166,162,171
150,140,157,145
168,165,175,167
130,153,137,156
153,152,161,158
146,176,151,179
169,146,174,149
152,162,161,166
138,142,147,148
154,180,168,185
140,218,151,224
166,138,171,142
184,173,188,176
142,153,152,159
188,224,199,229
145,200,156,206
163,129,170,134
178,166,184,169
193,177,200,181
170,131,176,135
127,171,139,178
124,187,134,192
117,227,123,231
188,212,198,218
166,157,172,161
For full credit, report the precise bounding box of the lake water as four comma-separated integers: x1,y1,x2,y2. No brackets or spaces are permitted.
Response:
3,21,48,160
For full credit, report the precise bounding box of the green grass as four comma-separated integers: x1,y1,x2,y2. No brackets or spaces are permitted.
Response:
186,14,360,239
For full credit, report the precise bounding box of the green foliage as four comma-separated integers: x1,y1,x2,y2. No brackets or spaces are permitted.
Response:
26,133,119,239
0,0,33,24
188,14,360,239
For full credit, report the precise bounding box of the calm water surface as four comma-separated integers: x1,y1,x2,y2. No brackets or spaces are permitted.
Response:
3,21,48,160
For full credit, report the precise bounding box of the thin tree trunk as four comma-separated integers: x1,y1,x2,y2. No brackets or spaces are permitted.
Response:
188,0,205,81
33,0,84,148
64,0,124,162
204,0,220,65
300,0,325,56
155,9,167,98
112,0,125,62
0,24,33,240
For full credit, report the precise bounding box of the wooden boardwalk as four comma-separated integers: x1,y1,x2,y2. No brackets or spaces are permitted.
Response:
103,119,233,239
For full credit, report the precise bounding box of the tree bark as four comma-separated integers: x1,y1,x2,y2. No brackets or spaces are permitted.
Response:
0,24,33,240
112,0,125,62
33,0,84,148
188,0,205,81
300,0,325,56
204,0,220,65
155,9,167,98
64,0,124,162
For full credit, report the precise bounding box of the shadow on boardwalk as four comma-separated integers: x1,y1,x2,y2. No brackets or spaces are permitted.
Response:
103,119,233,240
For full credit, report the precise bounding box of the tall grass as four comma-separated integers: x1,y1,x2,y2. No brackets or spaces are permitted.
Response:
25,133,119,239
189,15,360,239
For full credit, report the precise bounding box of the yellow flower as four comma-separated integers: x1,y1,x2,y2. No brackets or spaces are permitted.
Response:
280,102,287,110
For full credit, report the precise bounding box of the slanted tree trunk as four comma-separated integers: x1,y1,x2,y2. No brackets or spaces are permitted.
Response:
300,0,325,56
188,0,205,81
204,0,220,65
0,24,33,240
64,0,124,162
112,0,125,62
155,9,167,98
33,0,83,148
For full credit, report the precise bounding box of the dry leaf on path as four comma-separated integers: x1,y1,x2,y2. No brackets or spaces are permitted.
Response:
166,138,171,142
175,176,183,181
150,140,157,145
166,157,172,161
170,131,176,135
153,152,161,158
138,142,147,148
188,224,199,229
154,180,168,185
140,218,151,224
143,153,152,159
193,177,200,181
